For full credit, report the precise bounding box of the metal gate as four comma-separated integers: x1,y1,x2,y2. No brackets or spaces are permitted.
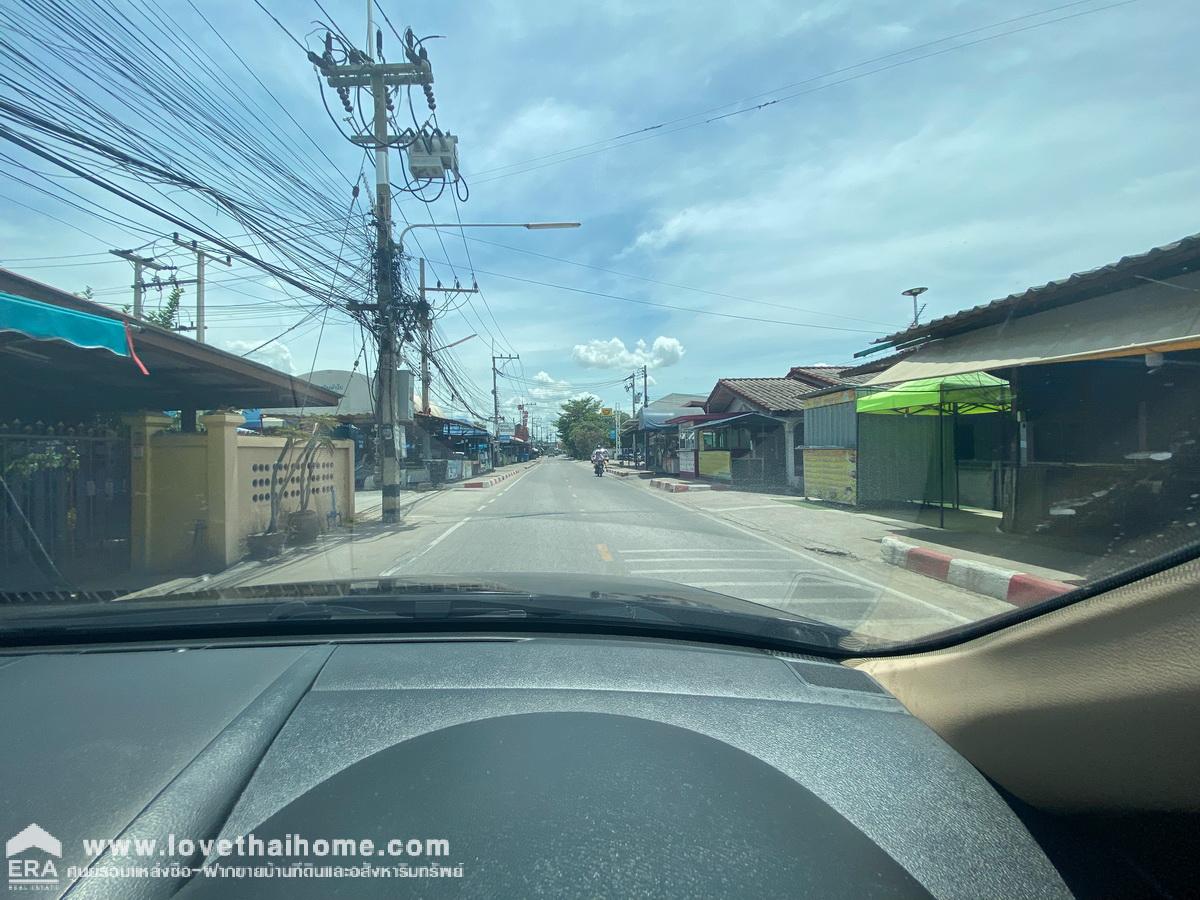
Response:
0,419,131,586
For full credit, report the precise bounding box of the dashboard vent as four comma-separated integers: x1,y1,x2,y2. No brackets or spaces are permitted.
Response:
785,660,890,696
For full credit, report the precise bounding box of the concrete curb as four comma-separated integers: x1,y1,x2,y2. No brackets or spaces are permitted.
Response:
649,478,710,493
646,478,736,493
880,536,1075,607
462,467,523,489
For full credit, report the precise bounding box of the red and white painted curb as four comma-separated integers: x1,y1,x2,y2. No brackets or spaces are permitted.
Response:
462,467,523,489
649,478,708,493
880,536,1075,607
648,478,732,493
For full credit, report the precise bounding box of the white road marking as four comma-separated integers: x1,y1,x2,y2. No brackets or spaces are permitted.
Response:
631,568,799,575
379,517,473,576
618,480,972,623
699,504,785,512
688,581,795,587
622,556,794,564
616,548,780,555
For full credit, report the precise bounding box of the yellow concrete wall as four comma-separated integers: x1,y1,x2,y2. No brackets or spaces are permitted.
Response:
804,448,857,505
146,433,208,572
236,436,355,540
698,450,731,480
133,418,355,573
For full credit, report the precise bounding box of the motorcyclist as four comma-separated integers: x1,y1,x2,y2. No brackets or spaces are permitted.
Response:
591,447,606,474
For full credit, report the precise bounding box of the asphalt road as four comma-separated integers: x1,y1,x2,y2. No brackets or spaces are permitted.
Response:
258,458,1005,643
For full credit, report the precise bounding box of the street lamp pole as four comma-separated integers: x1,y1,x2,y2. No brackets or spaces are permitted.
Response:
902,286,928,328
376,221,579,516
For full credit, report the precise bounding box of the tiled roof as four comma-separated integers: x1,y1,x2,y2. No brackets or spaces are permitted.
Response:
710,378,814,414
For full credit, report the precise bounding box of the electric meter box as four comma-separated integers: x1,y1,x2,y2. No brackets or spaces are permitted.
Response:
407,134,459,181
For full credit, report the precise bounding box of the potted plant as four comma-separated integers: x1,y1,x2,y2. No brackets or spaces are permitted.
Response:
246,418,333,558
287,420,335,545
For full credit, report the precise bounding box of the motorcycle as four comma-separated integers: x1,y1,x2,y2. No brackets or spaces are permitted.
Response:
593,460,605,477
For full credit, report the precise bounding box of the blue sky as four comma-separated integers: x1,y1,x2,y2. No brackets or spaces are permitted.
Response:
1,0,1197,428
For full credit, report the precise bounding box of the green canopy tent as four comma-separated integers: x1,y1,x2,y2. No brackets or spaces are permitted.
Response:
856,372,1011,527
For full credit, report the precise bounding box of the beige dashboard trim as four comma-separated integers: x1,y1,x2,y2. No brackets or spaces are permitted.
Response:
851,558,1200,812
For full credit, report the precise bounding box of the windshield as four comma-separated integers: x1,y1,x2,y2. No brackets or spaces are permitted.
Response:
0,0,1194,654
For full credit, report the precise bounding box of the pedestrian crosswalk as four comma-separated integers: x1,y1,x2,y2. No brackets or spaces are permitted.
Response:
614,546,915,631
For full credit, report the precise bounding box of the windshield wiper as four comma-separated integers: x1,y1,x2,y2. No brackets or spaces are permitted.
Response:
0,587,850,654
265,595,654,622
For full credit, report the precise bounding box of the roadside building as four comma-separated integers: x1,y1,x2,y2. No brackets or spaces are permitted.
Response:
665,368,869,491
1,269,345,589
857,232,1200,546
628,393,706,473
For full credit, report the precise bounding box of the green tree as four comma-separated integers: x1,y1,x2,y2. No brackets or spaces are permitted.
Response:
121,284,184,325
555,397,607,459
554,400,634,458
143,284,184,329
568,421,608,458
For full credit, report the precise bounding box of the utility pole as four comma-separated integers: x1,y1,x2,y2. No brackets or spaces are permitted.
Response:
492,352,518,466
312,23,436,525
641,364,649,469
419,259,430,417
109,250,174,320
416,258,479,417
172,233,231,344
624,371,640,457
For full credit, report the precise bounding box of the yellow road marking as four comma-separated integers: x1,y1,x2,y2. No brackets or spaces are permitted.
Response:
596,543,613,562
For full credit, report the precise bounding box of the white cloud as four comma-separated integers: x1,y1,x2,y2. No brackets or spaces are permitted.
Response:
572,336,686,370
622,208,723,256
224,339,296,375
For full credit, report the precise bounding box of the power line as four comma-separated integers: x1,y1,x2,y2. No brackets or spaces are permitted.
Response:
441,231,896,327
467,0,1139,185
413,255,886,333
240,173,363,356
250,0,307,52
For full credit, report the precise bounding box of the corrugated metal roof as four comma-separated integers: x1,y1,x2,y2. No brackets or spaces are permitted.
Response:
839,349,917,378
785,365,872,386
872,232,1200,347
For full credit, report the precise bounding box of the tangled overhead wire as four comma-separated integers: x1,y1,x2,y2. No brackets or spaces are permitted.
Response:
0,0,374,319
305,23,466,206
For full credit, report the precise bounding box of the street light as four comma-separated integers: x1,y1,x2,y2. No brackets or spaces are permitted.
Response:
902,286,928,328
431,333,477,353
398,221,580,251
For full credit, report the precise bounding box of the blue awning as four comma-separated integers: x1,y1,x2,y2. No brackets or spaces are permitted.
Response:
0,291,130,358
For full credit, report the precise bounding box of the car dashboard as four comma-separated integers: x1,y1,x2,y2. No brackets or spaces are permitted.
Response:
0,636,1069,898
